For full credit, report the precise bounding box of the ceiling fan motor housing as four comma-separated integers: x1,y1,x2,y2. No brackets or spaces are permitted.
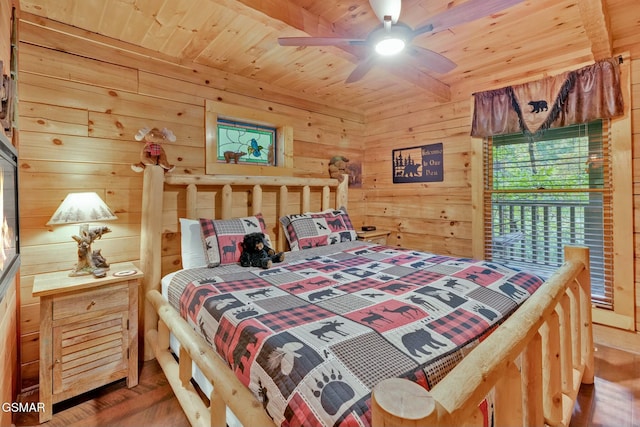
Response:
369,22,414,55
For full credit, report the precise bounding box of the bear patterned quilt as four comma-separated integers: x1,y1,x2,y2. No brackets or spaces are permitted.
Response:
167,241,544,427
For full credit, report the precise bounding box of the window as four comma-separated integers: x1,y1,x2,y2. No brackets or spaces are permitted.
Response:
205,100,293,176
216,119,276,166
484,121,613,306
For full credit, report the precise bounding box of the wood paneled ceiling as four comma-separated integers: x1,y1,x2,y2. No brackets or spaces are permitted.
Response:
17,0,640,113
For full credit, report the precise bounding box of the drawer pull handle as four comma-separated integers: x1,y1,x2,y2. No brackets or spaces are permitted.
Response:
87,300,96,310
55,359,60,364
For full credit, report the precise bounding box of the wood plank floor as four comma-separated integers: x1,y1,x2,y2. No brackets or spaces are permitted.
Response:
13,361,190,427
13,343,639,427
570,344,640,427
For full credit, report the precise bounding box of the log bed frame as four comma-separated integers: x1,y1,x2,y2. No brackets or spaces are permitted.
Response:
140,165,594,427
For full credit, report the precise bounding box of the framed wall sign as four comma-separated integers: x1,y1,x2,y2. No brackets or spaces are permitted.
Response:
392,142,444,183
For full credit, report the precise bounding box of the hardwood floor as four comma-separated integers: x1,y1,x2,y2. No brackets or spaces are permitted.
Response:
570,344,640,427
13,343,639,427
13,361,190,427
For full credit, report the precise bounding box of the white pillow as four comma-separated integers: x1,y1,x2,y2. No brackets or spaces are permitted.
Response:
179,218,208,269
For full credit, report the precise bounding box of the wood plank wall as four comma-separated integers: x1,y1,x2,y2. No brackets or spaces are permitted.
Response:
362,99,472,255
0,0,18,421
16,14,365,390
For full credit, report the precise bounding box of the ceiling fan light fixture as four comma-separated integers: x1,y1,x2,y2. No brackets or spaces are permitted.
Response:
375,37,405,55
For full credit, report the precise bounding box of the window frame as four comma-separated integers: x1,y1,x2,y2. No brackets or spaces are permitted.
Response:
471,58,634,331
205,100,294,176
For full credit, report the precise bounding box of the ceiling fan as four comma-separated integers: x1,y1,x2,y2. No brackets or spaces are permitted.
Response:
278,0,524,83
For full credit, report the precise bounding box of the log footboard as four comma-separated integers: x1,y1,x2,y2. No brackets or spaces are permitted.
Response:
371,246,593,427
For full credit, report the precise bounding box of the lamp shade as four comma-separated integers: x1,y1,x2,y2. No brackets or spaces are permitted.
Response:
47,192,118,225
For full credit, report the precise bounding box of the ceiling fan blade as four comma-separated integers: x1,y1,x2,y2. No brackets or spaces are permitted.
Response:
413,0,525,36
278,37,366,47
405,45,456,74
369,0,401,24
345,56,377,84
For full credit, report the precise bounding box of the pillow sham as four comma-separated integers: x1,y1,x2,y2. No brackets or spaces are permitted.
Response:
179,218,208,269
199,213,271,267
279,207,357,251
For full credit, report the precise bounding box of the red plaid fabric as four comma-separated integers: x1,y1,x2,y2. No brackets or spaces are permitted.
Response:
428,308,489,345
258,303,333,332
337,277,381,293
215,278,270,293
285,393,322,427
145,142,162,156
507,271,544,293
401,269,445,285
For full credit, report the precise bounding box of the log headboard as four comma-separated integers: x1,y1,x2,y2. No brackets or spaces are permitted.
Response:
139,166,349,359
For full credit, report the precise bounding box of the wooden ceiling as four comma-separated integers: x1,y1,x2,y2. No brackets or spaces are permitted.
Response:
17,0,640,113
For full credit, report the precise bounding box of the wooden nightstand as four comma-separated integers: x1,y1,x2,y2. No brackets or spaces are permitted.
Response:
356,229,392,245
32,262,143,423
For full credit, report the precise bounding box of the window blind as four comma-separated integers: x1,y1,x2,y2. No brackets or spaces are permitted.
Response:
484,120,613,307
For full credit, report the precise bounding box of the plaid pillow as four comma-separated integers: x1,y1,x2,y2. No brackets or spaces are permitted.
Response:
199,213,271,267
279,207,357,251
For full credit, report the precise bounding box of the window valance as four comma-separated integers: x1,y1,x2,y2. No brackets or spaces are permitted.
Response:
471,57,624,137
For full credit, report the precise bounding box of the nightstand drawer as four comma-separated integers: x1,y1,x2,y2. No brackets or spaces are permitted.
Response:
53,283,128,320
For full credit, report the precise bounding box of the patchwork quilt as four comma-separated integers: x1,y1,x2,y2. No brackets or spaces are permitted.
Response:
167,241,544,427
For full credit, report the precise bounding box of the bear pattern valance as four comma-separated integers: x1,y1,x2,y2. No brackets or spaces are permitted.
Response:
471,57,624,138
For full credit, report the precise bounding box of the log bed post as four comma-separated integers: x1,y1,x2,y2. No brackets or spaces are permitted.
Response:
186,184,197,219
140,165,165,360
569,246,594,384
302,185,311,212
278,185,288,252
221,184,232,219
252,184,263,215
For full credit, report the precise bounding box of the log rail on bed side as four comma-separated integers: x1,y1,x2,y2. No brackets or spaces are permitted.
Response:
140,166,594,427
372,246,594,427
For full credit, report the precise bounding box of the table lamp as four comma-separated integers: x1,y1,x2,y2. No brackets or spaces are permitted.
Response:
46,192,118,276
